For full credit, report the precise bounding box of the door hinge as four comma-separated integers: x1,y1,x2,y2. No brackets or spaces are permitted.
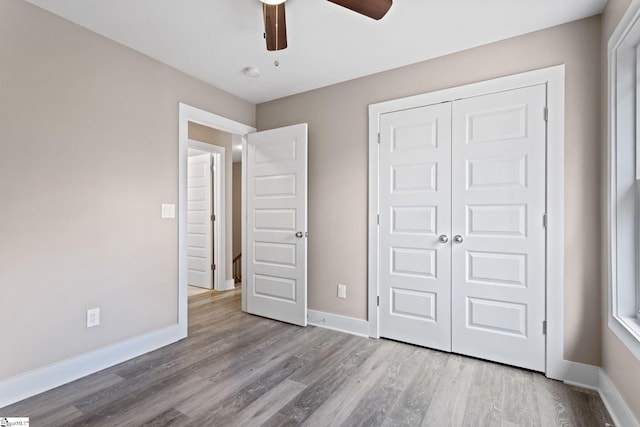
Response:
377,214,380,225
211,214,216,222
377,133,381,144
377,295,380,306
543,320,547,335
211,264,216,271
543,214,548,229
544,107,548,122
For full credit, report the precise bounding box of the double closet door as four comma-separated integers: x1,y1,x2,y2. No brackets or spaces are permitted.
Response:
378,85,547,372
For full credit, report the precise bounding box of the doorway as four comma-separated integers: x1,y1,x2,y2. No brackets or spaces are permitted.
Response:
177,104,255,336
178,104,310,336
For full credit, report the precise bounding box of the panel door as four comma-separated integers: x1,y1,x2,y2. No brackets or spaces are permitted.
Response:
450,85,547,371
187,153,213,289
379,103,452,351
246,123,308,326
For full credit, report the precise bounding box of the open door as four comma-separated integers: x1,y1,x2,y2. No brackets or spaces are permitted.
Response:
187,153,213,289
246,124,308,326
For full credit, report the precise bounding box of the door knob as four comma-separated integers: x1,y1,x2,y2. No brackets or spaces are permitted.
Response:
295,231,304,238
438,235,449,243
453,235,464,243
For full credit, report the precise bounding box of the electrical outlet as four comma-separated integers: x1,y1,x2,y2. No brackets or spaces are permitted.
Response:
87,308,100,328
337,284,347,299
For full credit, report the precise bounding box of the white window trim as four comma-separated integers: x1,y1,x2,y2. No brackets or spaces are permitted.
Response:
608,0,640,361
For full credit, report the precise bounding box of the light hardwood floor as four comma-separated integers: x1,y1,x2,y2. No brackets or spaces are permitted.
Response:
188,285,215,297
2,290,613,426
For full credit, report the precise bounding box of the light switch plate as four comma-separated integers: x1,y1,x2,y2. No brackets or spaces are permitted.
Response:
337,284,347,299
161,204,176,219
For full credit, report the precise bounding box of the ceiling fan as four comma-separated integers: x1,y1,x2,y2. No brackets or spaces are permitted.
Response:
260,0,393,51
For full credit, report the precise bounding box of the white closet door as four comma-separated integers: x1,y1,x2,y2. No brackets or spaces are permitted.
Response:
187,153,213,289
246,123,308,327
450,85,547,371
379,103,452,351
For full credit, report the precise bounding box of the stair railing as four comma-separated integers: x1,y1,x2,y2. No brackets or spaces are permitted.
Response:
233,253,242,284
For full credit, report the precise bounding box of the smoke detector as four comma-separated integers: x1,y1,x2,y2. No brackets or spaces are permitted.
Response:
243,66,261,78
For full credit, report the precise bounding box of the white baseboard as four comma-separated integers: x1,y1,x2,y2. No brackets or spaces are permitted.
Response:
0,325,184,409
599,368,640,427
557,362,639,426
217,279,236,292
307,309,369,338
559,360,600,390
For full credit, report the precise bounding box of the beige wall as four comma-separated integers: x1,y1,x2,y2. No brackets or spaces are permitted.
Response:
232,162,242,257
187,122,234,281
601,0,640,421
0,0,254,381
257,16,603,366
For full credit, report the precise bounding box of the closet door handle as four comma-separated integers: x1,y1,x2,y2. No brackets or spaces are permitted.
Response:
438,235,449,243
453,235,464,243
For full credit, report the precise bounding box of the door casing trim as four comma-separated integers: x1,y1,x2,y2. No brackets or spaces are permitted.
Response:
367,65,565,379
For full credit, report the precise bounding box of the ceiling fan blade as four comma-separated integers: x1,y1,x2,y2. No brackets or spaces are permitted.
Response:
263,3,287,51
327,0,392,20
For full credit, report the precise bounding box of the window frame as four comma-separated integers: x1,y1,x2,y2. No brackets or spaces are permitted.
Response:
608,0,640,361
637,45,640,321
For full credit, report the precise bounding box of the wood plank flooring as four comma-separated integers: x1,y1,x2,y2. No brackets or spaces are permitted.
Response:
187,285,215,297
1,290,613,426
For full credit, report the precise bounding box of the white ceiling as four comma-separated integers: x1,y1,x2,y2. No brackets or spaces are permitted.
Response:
25,0,607,104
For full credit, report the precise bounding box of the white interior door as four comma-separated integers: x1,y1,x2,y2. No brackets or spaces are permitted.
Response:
450,85,547,371
187,153,213,289
379,103,452,351
246,123,308,326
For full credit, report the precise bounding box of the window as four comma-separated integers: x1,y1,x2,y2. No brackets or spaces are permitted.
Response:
608,0,640,360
